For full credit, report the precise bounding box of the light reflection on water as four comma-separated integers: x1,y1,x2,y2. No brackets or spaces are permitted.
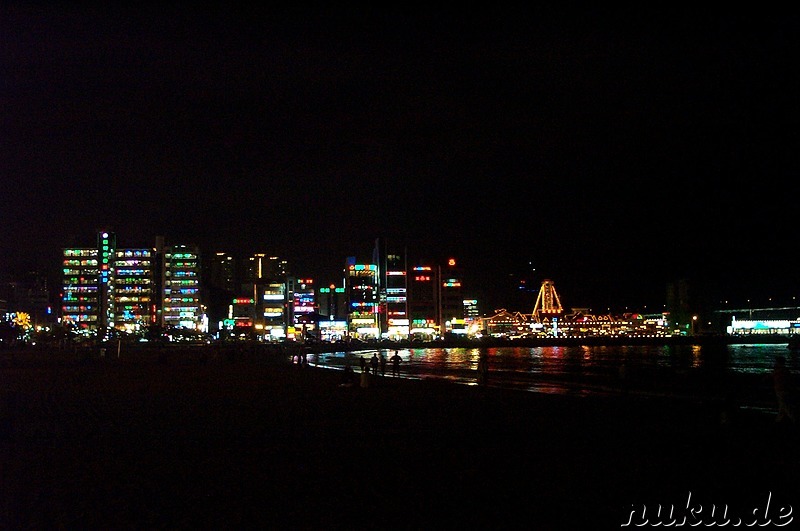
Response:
308,343,798,404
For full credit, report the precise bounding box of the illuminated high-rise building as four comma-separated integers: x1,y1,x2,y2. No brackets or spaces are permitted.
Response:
62,232,205,336
440,257,464,333
383,249,408,341
346,262,379,339
61,231,118,336
161,245,202,330
261,279,292,341
62,231,156,336
408,261,439,339
246,254,288,282
208,252,236,293
112,247,154,333
318,282,346,320
61,246,101,331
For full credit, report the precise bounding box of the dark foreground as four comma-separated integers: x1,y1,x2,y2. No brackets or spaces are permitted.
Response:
1,349,798,529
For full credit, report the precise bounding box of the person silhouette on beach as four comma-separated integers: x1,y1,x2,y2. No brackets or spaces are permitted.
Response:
370,353,379,376
379,352,387,377
477,350,489,386
390,350,402,377
359,356,366,373
771,355,796,423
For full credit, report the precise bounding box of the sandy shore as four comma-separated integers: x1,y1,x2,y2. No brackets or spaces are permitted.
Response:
1,348,798,529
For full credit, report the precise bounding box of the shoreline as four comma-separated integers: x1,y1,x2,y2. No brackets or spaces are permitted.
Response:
1,331,792,358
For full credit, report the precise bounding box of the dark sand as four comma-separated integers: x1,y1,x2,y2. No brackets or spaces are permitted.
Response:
1,348,798,529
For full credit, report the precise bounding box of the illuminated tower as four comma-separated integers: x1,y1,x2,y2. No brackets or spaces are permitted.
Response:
532,279,563,322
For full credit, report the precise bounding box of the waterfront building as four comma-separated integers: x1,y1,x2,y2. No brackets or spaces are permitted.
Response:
61,245,101,333
408,262,439,339
383,250,409,341
62,231,126,337
112,248,154,333
207,252,236,292
62,231,164,337
161,244,204,331
462,299,482,336
262,280,292,341
228,296,256,333
440,258,465,335
203,252,236,334
727,316,800,336
318,282,346,321
317,318,349,342
293,278,316,340
346,261,379,339
482,309,530,337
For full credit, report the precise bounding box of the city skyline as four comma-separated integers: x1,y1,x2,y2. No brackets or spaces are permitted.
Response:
6,228,800,321
2,7,797,313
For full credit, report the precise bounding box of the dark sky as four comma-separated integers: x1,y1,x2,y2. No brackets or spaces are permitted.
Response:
2,6,798,313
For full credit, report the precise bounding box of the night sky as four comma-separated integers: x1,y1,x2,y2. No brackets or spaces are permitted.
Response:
2,6,797,313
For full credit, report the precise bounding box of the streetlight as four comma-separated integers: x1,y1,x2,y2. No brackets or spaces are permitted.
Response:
692,315,698,336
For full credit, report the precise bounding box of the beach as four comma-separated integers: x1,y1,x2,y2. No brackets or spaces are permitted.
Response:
1,348,798,529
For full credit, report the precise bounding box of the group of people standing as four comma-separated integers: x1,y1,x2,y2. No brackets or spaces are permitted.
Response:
340,349,491,388
344,351,404,388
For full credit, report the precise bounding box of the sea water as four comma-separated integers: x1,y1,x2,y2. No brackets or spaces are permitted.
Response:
308,343,796,409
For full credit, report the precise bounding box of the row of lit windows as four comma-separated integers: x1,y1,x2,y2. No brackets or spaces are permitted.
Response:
164,297,200,304
115,296,150,303
63,314,98,322
64,278,98,286
167,261,198,268
167,271,197,277
164,288,200,298
167,279,197,286
116,269,150,276
116,304,148,310
115,260,152,267
115,250,151,258
63,294,96,302
63,306,95,312
63,268,89,275
63,259,98,267
115,278,147,285
64,249,98,257
165,297,199,303
114,315,148,322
